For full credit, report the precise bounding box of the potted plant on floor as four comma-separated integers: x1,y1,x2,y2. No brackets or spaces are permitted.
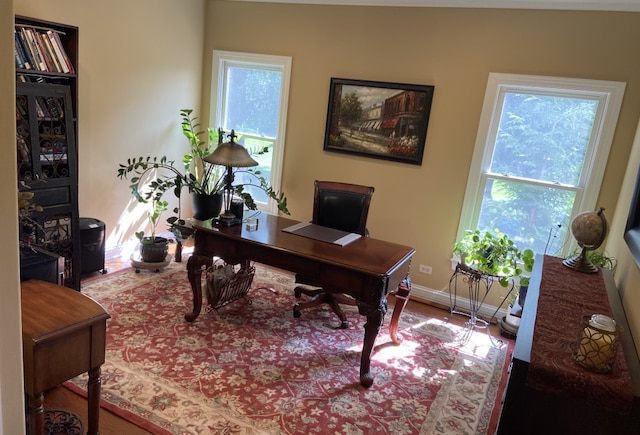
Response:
136,196,171,263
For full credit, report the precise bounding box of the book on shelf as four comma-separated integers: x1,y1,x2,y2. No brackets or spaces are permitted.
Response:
46,31,69,73
17,29,38,71
50,31,74,74
25,28,47,71
37,32,59,72
15,24,74,75
14,31,32,69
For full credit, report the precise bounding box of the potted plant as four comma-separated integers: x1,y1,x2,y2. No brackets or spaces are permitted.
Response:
453,229,534,287
179,109,225,219
136,196,171,263
117,110,289,240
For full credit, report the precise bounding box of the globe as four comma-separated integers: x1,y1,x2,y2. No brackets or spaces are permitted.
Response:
571,210,607,249
563,208,608,273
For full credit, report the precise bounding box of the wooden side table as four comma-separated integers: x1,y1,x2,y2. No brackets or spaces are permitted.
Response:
21,280,110,435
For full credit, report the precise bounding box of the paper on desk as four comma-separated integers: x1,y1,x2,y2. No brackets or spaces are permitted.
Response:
282,222,361,246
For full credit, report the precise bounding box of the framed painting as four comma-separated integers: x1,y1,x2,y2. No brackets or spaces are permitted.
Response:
323,78,434,165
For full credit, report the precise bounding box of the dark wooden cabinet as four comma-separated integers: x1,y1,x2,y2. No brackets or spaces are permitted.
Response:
16,16,80,290
497,256,640,434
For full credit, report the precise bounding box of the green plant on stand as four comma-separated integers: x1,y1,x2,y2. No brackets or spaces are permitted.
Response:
453,229,533,287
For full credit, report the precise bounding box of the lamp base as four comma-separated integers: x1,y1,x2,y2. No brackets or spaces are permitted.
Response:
215,216,241,226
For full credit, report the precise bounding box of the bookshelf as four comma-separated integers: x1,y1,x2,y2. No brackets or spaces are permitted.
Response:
16,15,80,290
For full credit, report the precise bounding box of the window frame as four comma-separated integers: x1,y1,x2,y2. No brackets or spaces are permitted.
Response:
457,73,625,255
210,50,292,215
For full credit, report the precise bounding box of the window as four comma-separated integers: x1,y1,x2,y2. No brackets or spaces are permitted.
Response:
210,51,291,214
457,73,625,256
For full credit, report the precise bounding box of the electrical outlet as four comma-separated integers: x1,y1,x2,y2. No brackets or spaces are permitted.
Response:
419,264,432,274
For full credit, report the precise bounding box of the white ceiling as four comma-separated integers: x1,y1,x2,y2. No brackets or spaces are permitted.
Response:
229,0,640,12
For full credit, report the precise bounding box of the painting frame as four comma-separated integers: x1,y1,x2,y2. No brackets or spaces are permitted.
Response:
323,78,434,165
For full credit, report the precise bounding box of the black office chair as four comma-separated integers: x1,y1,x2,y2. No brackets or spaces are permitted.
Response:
293,180,375,329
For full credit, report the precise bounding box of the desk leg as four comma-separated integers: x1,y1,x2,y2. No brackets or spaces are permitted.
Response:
185,254,213,322
359,298,387,388
175,240,183,263
26,392,44,435
87,366,101,435
389,277,411,344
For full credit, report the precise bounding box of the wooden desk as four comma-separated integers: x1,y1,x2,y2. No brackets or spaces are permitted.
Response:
184,213,415,387
21,280,110,435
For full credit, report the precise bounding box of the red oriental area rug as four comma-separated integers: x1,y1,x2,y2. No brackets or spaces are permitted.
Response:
68,260,510,434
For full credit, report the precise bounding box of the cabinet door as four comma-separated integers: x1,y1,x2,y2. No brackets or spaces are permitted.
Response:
16,82,77,186
17,82,80,290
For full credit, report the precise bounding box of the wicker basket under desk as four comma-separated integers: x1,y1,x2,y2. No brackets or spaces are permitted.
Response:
205,262,256,310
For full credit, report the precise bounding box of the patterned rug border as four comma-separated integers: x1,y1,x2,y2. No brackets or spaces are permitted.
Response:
72,260,513,434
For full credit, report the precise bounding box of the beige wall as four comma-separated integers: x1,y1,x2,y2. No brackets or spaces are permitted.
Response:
202,2,640,342
2,0,206,428
3,3,640,426
14,0,207,253
1,0,25,430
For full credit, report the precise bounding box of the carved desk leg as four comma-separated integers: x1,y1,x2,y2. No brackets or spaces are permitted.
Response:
389,276,412,344
359,297,387,388
185,254,213,322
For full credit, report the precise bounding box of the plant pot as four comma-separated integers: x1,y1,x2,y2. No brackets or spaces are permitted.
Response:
139,236,169,263
192,193,223,220
518,285,529,308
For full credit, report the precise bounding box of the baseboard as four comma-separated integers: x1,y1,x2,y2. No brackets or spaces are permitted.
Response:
105,243,508,322
409,283,509,323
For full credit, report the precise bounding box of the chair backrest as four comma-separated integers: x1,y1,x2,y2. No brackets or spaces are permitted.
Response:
312,180,374,236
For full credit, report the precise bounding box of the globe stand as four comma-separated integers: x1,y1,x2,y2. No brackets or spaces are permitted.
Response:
562,247,598,274
562,207,607,274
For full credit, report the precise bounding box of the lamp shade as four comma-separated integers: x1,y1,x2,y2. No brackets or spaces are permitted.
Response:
203,133,258,168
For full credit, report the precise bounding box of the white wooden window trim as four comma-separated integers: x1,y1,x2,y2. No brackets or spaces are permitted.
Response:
456,73,625,254
210,50,292,214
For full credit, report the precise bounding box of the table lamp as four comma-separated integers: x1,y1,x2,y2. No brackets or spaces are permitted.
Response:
203,130,258,226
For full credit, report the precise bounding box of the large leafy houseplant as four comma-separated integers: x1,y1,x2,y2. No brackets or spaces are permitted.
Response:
117,109,289,236
453,229,534,287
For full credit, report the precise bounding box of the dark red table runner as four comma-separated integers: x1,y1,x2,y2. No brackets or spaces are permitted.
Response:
526,255,633,412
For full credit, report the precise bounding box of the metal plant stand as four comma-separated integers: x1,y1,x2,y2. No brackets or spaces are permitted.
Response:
448,262,516,347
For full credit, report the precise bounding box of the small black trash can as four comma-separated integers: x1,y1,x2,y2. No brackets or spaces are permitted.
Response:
79,217,106,275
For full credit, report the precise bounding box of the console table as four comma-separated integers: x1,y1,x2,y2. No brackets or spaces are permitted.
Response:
184,212,415,387
498,255,640,434
21,280,110,435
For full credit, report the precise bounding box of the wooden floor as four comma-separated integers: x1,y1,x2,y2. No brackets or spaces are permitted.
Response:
43,252,508,434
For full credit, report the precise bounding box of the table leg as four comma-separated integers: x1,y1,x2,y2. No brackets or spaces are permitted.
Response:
175,240,183,263
26,392,44,435
185,254,213,322
358,300,387,388
389,277,411,344
87,366,101,435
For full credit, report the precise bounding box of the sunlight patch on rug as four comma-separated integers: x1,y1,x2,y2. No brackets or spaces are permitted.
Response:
70,261,509,434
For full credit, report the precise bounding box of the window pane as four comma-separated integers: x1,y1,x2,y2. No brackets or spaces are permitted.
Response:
477,178,573,255
233,136,273,204
225,66,281,138
490,92,598,186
